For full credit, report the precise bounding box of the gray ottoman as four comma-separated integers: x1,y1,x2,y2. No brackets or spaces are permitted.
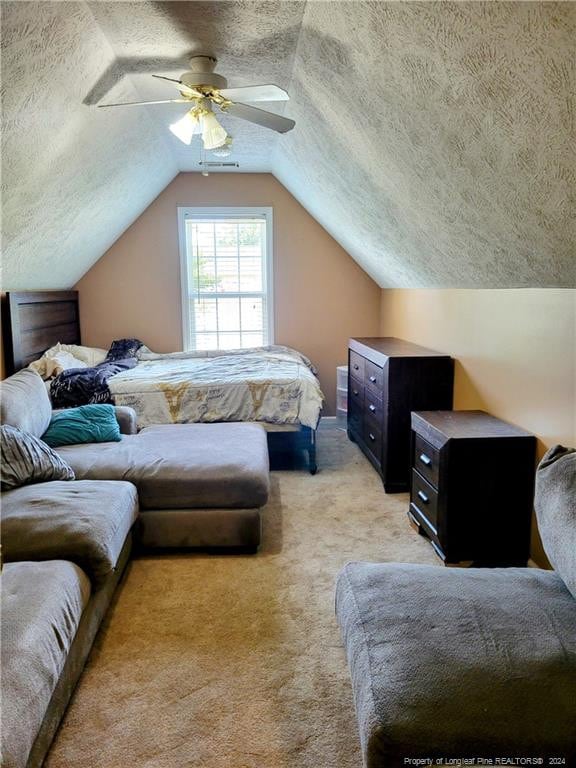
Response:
335,562,576,767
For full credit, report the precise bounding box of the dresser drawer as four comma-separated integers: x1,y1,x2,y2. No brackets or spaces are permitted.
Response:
409,504,441,550
349,351,365,380
410,470,438,532
364,391,383,423
348,402,362,434
413,434,440,487
349,381,364,409
364,418,382,463
365,360,384,393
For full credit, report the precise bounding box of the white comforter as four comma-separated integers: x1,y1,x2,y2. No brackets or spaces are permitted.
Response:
108,345,324,430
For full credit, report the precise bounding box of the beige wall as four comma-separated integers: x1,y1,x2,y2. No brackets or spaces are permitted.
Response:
380,288,575,565
75,173,381,414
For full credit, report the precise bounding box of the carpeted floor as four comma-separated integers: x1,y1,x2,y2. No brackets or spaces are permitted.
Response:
45,420,439,768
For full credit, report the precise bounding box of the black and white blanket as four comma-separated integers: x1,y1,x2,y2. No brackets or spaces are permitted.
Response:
50,358,138,408
50,339,142,409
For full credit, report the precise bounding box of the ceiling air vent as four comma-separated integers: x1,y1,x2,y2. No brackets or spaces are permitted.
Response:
198,162,239,168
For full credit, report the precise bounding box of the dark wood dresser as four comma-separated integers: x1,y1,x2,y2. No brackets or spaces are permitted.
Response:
409,410,537,566
347,338,454,492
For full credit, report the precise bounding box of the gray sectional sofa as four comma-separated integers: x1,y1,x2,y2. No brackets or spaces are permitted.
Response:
1,368,271,768
3,370,270,550
335,445,576,766
57,421,269,549
2,485,137,768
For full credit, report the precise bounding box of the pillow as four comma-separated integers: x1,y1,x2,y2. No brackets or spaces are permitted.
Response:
29,349,88,379
535,445,576,599
27,343,62,377
59,344,108,367
42,404,122,448
136,344,153,359
106,338,143,362
28,343,107,378
0,425,75,491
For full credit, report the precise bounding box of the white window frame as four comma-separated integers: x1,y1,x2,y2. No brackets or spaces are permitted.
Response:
177,206,274,351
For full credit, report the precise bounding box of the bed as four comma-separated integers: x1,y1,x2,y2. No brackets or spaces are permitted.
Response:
2,291,324,473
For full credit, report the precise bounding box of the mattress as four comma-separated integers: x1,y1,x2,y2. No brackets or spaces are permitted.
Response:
107,345,324,430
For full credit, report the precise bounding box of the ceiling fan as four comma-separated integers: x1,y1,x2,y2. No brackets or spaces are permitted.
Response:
97,54,295,152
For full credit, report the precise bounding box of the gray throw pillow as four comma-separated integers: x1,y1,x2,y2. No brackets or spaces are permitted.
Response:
0,425,75,491
535,445,576,599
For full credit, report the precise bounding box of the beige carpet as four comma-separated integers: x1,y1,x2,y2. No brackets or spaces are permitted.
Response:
45,421,439,768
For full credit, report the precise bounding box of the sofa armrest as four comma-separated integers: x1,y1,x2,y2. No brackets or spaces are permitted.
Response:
114,406,138,435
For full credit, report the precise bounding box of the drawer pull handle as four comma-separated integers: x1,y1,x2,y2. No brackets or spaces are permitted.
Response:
353,390,359,396
369,433,376,441
419,453,432,466
369,375,377,383
431,540,443,558
353,364,359,370
408,510,420,529
417,490,429,504
369,404,376,412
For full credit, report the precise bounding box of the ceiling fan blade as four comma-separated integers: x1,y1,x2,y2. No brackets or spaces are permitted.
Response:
219,84,289,102
223,102,295,133
97,99,190,108
152,74,202,98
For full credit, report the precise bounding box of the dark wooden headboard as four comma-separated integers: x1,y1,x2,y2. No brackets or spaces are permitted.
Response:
2,291,80,375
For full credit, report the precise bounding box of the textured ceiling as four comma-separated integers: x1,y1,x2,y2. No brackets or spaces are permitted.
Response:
2,1,575,290
274,1,576,287
1,1,178,289
86,1,304,172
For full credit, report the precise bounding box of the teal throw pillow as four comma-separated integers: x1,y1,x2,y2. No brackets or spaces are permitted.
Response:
42,404,121,447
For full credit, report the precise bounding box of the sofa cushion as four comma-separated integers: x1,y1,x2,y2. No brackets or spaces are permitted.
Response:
335,562,576,766
1,480,138,583
56,422,270,509
42,404,121,447
1,560,91,768
0,425,75,491
535,445,576,599
0,369,52,436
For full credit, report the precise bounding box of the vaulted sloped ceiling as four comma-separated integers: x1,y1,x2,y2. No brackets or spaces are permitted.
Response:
1,2,178,289
2,1,575,290
274,2,576,288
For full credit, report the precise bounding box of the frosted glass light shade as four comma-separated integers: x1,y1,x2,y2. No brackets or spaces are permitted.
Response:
212,137,233,157
201,111,228,150
169,110,200,145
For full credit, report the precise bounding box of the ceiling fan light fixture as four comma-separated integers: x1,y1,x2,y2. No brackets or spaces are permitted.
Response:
200,110,228,150
98,57,295,145
169,108,200,145
211,136,233,157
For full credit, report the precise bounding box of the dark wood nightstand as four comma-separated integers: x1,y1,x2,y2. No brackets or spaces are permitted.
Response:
348,338,454,492
409,410,537,566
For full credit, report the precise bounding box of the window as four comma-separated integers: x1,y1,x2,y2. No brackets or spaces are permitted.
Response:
178,207,274,351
